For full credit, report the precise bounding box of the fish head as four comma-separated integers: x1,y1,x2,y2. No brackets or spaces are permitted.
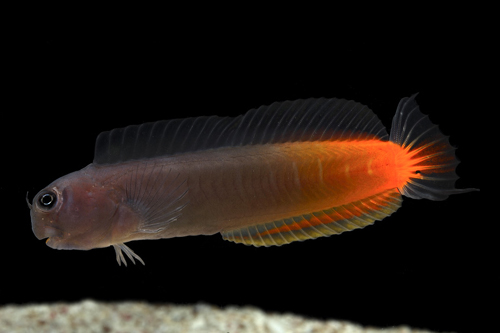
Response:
29,169,120,251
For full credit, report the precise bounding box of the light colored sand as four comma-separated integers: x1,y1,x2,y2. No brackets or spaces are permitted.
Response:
0,299,447,333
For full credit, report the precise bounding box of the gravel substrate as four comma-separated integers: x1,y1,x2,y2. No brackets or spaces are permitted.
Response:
0,300,445,333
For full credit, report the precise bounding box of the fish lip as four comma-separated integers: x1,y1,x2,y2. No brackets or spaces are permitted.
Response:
45,235,79,250
45,236,58,249
32,225,78,250
33,225,63,241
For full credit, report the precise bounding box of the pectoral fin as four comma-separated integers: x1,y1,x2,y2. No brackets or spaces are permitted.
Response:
124,162,190,234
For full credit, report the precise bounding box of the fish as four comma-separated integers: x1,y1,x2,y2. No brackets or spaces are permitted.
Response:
28,94,478,266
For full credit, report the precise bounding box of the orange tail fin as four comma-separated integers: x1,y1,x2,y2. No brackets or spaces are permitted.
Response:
390,94,478,200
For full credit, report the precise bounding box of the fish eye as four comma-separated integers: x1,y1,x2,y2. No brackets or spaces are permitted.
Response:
38,191,57,210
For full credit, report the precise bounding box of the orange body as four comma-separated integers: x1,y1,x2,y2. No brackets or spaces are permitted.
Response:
175,140,405,229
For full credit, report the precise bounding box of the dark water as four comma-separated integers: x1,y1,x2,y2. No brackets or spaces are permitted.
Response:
3,32,486,333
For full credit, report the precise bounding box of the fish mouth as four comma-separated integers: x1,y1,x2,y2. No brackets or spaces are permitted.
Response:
45,236,59,249
32,225,63,243
35,227,78,250
42,233,65,250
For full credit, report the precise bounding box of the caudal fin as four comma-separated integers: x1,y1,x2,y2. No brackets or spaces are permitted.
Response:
390,94,478,200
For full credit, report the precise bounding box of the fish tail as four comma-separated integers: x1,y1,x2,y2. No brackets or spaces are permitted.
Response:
390,93,478,200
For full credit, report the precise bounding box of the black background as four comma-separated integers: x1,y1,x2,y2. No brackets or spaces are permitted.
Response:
3,16,487,333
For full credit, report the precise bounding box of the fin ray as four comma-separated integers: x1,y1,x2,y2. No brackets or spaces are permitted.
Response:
389,93,478,200
221,189,402,247
112,243,145,266
123,161,190,234
94,98,389,165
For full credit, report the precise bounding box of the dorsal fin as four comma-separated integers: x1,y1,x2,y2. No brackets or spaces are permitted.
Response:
94,98,389,165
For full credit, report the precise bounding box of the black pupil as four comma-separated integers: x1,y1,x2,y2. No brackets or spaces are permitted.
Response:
40,193,55,207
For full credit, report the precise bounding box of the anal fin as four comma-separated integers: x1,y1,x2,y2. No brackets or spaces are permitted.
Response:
221,189,402,247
